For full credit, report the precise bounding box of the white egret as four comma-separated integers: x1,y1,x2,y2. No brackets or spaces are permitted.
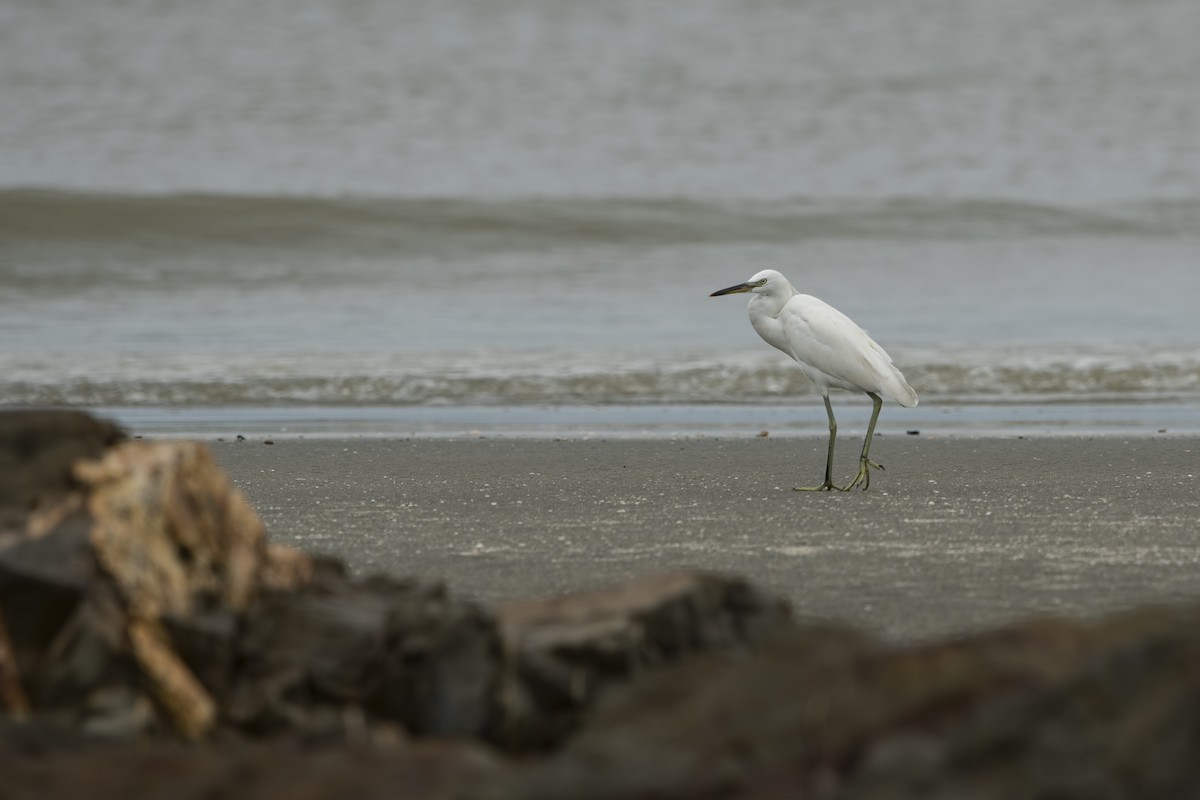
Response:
710,269,917,491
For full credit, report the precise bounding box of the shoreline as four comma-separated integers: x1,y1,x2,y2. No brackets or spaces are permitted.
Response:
88,400,1200,441
207,435,1200,642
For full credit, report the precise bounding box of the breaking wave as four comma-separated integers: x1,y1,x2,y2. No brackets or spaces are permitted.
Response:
4,348,1198,407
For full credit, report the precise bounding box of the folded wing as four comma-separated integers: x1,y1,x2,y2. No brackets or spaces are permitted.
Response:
780,295,918,407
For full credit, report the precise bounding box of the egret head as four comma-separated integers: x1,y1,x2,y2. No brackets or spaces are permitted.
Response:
709,269,790,298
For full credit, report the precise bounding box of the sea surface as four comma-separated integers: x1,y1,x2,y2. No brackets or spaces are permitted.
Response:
3,0,1198,437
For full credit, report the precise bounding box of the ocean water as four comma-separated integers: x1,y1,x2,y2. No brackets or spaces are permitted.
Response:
2,0,1198,437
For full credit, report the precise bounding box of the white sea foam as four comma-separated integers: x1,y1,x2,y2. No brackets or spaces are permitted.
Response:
4,346,1198,407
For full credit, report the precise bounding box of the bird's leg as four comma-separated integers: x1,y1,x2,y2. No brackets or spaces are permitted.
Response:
795,396,840,491
841,392,885,491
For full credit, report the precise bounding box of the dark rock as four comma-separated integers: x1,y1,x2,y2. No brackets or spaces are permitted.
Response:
28,582,137,716
228,576,500,741
494,570,793,751
0,523,98,677
500,616,1106,799
0,524,146,730
0,409,124,536
837,608,1200,800
77,686,158,740
163,606,239,702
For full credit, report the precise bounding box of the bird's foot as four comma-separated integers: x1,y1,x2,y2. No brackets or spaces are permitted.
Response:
840,458,884,491
793,480,840,492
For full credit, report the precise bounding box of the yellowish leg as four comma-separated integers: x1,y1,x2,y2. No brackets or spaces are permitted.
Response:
794,396,840,491
841,392,885,491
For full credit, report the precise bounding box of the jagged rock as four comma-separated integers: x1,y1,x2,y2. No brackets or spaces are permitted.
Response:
0,419,505,744
835,607,1200,800
0,518,140,732
16,605,1200,800
4,410,799,750
0,524,97,677
227,573,501,742
498,616,1112,799
0,409,125,538
68,439,278,739
495,570,794,750
0,417,325,740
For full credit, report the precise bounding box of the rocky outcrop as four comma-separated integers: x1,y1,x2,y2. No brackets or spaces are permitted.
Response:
0,412,790,751
495,569,792,750
503,613,1171,799
0,409,125,537
8,606,1200,800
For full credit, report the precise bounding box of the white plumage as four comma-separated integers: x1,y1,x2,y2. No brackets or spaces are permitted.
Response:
711,269,917,491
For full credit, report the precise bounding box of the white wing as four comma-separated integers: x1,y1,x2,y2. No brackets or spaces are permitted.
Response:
779,295,918,407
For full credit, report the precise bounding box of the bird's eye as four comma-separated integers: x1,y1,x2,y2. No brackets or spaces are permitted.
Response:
754,279,767,287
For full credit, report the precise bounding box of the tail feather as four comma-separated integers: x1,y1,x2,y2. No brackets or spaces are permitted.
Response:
857,326,917,408
881,367,919,408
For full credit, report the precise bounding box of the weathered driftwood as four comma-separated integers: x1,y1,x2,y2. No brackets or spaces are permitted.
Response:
71,440,270,739
0,419,309,741
77,440,267,618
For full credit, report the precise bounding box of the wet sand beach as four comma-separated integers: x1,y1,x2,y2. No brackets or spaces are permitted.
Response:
211,435,1200,642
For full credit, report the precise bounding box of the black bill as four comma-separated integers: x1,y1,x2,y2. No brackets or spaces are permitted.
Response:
709,282,753,297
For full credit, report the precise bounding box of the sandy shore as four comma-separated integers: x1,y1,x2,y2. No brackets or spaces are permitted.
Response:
208,435,1199,641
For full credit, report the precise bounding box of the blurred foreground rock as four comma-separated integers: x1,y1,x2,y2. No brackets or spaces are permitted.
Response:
4,410,1200,799
496,569,791,750
0,411,789,749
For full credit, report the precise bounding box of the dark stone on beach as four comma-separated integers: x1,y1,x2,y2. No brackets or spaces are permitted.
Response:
495,570,794,751
0,411,506,744
621,624,1086,798
494,610,1200,800
2,410,800,751
0,524,96,671
162,606,240,703
0,409,124,537
228,575,500,742
834,608,1200,800
11,608,1200,799
0,409,125,720
0,531,147,735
